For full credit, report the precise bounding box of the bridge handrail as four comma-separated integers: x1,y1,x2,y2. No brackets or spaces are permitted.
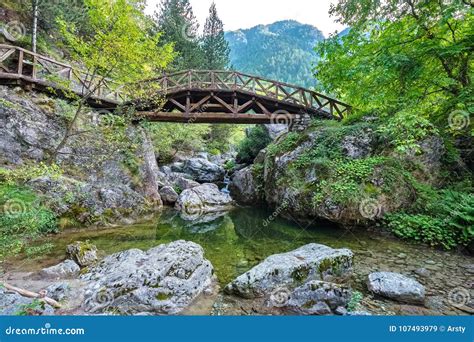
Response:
0,44,126,102
144,69,351,118
0,44,351,119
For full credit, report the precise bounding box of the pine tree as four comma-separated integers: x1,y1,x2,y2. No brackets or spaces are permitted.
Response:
154,0,204,70
201,2,230,70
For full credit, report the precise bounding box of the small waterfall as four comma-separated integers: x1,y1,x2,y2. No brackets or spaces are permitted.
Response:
221,172,231,194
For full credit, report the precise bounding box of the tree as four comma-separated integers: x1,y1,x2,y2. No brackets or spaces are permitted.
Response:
51,0,175,159
31,0,38,53
154,0,204,70
315,0,472,152
201,2,230,70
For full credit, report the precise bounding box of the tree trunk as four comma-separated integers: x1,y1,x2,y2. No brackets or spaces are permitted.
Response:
31,0,38,53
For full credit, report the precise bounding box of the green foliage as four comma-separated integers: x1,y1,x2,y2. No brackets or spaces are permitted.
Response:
145,123,211,163
315,0,473,139
206,124,246,155
236,126,272,164
378,110,439,154
266,132,302,158
202,3,230,70
0,163,63,186
154,0,203,70
58,0,174,91
0,185,58,261
385,189,474,250
15,299,47,316
226,20,324,87
348,290,363,312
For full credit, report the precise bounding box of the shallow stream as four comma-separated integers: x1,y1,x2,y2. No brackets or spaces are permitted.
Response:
4,207,473,315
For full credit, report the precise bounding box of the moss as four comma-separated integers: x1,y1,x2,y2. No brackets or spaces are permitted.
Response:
156,292,170,301
291,265,310,283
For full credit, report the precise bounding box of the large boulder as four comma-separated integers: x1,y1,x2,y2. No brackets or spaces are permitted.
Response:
66,241,98,267
80,241,214,315
182,158,225,183
230,166,260,205
39,260,80,280
176,184,234,221
225,244,353,299
28,176,150,225
367,272,425,304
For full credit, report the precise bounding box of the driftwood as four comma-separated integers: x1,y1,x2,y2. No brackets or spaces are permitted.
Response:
2,282,61,308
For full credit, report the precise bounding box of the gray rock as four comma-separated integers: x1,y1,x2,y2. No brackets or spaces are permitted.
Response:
367,272,425,304
39,260,80,279
341,128,373,159
173,176,200,191
0,288,55,315
28,176,149,224
230,166,260,205
80,241,214,315
264,124,288,140
284,281,352,315
225,243,353,298
159,186,179,205
66,241,98,267
176,184,234,221
44,283,71,302
182,158,225,183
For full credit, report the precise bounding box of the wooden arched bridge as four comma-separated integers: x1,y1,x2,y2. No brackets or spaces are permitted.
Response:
0,44,351,124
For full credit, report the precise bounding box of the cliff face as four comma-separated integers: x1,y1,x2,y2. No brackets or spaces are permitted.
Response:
0,86,162,226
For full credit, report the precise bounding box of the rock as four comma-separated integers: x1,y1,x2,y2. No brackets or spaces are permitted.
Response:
159,186,179,205
284,281,352,315
173,176,200,191
28,176,149,225
80,241,214,315
170,162,185,172
39,260,81,279
264,124,288,140
66,241,98,267
225,244,353,298
182,158,225,183
414,268,431,278
44,283,71,302
230,166,260,205
0,288,55,315
176,184,234,221
367,272,425,304
341,128,373,159
195,152,209,160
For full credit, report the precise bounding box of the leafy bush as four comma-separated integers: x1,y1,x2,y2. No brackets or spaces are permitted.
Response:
0,185,58,261
385,190,474,249
236,126,272,164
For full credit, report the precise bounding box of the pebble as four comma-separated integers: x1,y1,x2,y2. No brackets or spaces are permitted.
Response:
414,268,431,278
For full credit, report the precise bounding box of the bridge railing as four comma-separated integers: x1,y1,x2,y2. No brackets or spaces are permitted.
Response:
0,44,125,102
146,70,351,119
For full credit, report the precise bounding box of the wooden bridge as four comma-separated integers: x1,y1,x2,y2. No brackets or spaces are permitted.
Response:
0,44,351,124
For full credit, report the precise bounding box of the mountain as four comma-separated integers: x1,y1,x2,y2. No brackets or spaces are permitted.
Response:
225,20,325,88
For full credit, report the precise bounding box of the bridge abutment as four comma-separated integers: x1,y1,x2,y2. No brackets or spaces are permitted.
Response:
289,113,311,132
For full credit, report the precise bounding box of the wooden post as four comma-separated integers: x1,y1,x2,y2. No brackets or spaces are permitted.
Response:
17,50,23,75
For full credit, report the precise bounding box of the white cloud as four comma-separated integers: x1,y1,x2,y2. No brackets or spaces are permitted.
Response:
145,0,346,37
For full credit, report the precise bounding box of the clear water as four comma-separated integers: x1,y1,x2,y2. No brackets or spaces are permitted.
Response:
6,207,473,315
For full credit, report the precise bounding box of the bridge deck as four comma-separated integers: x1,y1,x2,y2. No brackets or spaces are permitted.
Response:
0,44,351,123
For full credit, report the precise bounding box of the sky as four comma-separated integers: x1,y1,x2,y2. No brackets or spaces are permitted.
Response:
145,0,346,37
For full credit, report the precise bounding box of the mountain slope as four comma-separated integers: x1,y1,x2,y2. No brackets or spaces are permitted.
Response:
225,20,325,88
